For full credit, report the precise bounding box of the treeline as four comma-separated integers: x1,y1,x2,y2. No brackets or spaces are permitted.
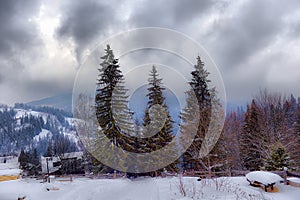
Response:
224,91,300,172
15,103,72,126
90,45,300,176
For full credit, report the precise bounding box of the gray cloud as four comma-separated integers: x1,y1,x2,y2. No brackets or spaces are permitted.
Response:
206,0,288,70
0,0,42,102
1,0,300,106
0,0,41,59
129,0,217,28
56,0,118,62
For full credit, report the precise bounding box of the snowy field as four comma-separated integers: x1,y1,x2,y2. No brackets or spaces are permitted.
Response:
0,176,300,200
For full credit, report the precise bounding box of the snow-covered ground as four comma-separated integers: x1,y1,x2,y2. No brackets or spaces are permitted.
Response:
0,176,299,200
14,109,49,123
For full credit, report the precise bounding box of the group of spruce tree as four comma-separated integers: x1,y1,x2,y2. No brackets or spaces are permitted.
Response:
227,91,300,172
94,45,223,175
94,45,300,175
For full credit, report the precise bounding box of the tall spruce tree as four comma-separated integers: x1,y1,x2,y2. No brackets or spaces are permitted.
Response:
240,100,265,170
142,65,178,174
95,45,136,173
180,56,212,171
112,77,134,136
95,44,133,146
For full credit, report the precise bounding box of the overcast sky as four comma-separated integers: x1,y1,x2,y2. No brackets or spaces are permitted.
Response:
0,0,300,106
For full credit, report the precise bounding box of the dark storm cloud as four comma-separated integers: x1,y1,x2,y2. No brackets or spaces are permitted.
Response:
130,0,217,28
57,0,117,61
0,0,41,58
56,0,218,62
207,0,300,70
1,0,299,105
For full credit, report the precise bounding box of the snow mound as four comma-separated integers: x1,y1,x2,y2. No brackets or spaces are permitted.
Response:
288,177,300,184
246,171,283,185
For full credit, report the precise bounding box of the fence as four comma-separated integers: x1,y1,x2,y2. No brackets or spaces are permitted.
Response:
183,169,300,186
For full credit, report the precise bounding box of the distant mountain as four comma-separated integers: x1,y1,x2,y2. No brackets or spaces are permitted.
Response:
26,93,72,113
25,91,245,122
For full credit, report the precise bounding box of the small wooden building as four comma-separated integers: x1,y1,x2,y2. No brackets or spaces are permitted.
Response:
41,152,84,175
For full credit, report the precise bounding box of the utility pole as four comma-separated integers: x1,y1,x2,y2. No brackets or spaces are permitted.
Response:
46,158,50,183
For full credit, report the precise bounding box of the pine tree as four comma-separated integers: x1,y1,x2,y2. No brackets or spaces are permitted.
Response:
111,77,134,136
223,109,244,171
44,141,53,157
180,56,212,171
263,142,292,171
18,149,29,170
142,65,178,174
95,45,135,173
95,44,131,147
203,89,227,173
240,100,265,170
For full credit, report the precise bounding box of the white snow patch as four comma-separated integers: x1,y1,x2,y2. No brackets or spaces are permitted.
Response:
62,130,78,143
14,109,49,124
288,177,300,184
0,176,299,200
33,129,52,142
0,169,21,176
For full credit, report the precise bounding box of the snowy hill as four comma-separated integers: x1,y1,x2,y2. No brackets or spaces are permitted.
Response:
0,105,79,156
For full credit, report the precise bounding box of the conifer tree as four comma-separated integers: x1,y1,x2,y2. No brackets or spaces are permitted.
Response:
112,77,134,136
240,100,265,170
263,142,292,171
142,65,178,174
180,56,212,171
18,149,29,170
44,141,53,157
95,45,134,173
95,44,132,146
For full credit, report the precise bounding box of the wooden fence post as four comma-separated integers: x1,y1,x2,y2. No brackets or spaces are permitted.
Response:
113,170,117,179
283,167,288,185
